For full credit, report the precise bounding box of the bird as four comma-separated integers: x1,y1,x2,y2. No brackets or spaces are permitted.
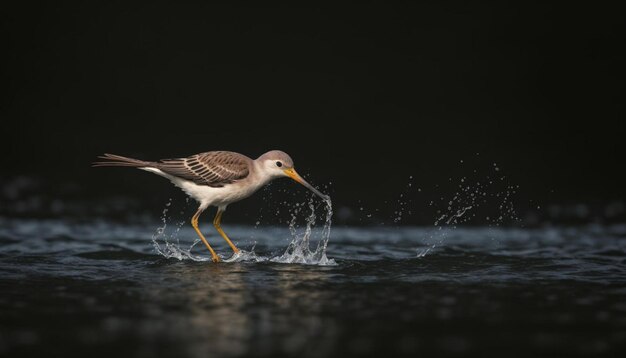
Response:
93,150,329,262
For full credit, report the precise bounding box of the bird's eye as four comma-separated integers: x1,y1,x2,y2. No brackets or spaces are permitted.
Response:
276,161,283,167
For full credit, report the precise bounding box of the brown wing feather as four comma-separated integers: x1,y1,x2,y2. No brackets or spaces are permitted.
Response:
156,151,250,187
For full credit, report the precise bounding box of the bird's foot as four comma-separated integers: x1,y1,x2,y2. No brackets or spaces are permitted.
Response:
212,255,221,263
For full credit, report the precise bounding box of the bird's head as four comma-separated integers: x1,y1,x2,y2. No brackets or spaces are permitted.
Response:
258,150,329,201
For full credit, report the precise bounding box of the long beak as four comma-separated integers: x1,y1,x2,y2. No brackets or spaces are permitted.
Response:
283,168,329,201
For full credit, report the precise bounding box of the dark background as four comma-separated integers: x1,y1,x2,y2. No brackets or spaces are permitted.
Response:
2,1,624,224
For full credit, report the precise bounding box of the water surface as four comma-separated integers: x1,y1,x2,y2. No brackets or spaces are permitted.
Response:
1,218,625,357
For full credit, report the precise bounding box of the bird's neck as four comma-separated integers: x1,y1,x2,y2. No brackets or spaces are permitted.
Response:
251,161,278,187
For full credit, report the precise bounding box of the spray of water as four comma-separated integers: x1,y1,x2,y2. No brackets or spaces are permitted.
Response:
270,197,335,265
416,160,521,257
152,193,335,265
152,198,211,261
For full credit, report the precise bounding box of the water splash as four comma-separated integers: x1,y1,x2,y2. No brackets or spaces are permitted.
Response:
417,160,521,257
151,195,335,266
217,195,335,265
271,197,336,266
393,176,414,224
416,245,434,257
154,238,210,261
223,243,267,263
152,198,209,261
434,205,473,226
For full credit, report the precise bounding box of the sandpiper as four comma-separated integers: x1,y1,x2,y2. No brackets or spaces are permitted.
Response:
93,150,329,262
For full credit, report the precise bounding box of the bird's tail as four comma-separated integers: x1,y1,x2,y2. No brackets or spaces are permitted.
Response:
92,153,154,168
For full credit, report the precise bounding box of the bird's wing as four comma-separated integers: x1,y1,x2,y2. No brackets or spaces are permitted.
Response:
156,151,250,187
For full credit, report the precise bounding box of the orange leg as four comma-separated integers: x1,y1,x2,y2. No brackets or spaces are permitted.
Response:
191,208,220,262
213,209,240,254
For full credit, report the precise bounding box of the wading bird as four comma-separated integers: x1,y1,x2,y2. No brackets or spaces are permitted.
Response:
93,150,328,262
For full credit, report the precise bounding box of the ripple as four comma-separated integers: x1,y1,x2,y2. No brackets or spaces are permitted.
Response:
76,249,157,261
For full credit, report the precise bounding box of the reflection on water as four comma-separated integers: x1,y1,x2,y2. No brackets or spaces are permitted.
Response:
151,263,251,357
1,218,626,357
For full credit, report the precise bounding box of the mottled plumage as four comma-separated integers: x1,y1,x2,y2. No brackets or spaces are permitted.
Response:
157,151,251,187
